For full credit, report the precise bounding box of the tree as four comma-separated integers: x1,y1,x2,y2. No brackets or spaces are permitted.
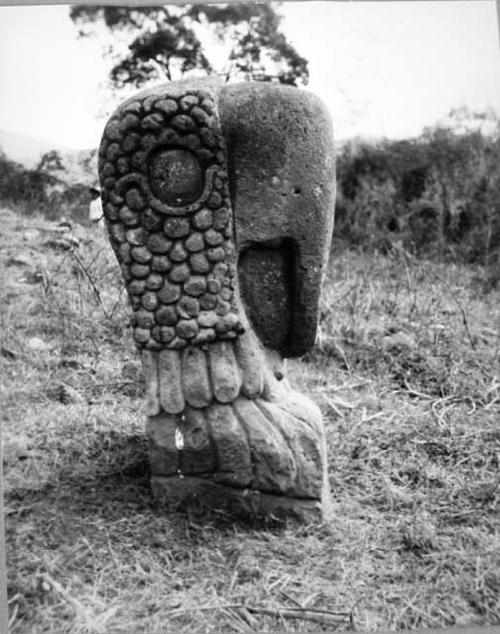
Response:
69,4,309,89
37,150,64,173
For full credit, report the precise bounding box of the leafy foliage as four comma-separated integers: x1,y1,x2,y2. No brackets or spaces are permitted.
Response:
0,151,90,222
335,112,500,265
36,150,64,173
69,4,309,88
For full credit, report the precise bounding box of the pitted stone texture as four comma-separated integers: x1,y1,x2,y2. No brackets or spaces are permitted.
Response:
146,392,330,522
219,82,335,357
151,477,326,523
137,326,330,521
98,81,243,351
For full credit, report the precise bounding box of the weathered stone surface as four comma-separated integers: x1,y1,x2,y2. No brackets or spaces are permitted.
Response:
99,77,335,522
206,246,225,263
156,305,177,326
234,330,264,399
145,273,163,291
219,82,335,357
142,350,161,416
176,318,199,340
184,275,206,297
119,206,140,227
126,228,145,246
141,208,162,231
147,394,329,512
189,252,210,274
131,246,152,264
117,157,130,175
181,347,211,408
158,281,181,305
178,409,217,474
208,341,242,404
158,350,184,414
205,403,252,488
238,247,292,351
185,232,204,252
146,414,179,476
141,292,158,311
197,311,218,328
192,208,213,230
169,242,187,263
262,399,324,498
199,293,217,310
133,328,150,344
233,398,297,495
118,243,132,264
151,255,171,273
129,280,146,297
126,189,146,211
169,263,190,284
151,476,324,523
164,217,190,239
149,149,203,206
130,263,149,279
147,234,171,254
157,326,175,344
177,296,200,319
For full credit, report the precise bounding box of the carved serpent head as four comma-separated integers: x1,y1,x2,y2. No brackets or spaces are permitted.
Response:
99,78,334,359
99,79,335,519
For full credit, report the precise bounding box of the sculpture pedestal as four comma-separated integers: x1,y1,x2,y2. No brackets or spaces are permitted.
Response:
151,476,328,523
145,379,332,523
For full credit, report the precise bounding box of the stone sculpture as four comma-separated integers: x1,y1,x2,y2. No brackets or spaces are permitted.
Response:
98,78,335,522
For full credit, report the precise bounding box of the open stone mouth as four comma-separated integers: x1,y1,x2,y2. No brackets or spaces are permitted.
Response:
99,78,335,520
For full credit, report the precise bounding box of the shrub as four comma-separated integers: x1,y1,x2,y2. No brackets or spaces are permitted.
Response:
334,117,500,264
0,150,92,223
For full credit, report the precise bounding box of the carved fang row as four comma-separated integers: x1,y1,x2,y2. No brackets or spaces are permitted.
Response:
142,333,275,415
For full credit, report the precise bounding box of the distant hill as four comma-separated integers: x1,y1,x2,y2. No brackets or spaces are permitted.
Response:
0,129,69,168
0,129,98,187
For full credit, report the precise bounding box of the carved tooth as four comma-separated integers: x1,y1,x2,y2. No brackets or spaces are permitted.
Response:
234,331,264,399
205,403,252,487
141,350,161,416
158,350,184,414
181,346,212,408
208,341,242,403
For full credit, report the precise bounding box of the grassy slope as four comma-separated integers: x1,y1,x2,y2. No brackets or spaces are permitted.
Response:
1,206,499,633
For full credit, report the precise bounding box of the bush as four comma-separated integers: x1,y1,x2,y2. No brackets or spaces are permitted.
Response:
334,117,500,264
0,150,92,223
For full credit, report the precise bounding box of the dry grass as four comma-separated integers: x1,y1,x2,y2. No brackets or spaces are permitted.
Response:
1,206,499,633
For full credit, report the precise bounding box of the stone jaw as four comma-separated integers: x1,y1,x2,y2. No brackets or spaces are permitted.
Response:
99,78,335,522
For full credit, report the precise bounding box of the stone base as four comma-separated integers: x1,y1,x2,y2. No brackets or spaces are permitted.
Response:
151,475,329,523
147,392,332,523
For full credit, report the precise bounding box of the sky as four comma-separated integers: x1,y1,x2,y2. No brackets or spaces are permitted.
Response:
0,1,499,151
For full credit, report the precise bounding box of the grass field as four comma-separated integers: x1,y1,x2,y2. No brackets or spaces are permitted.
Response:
2,205,499,633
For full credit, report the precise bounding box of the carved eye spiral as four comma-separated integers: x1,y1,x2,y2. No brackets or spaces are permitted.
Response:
148,148,204,208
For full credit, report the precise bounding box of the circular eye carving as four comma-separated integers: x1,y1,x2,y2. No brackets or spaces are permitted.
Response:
148,148,203,207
